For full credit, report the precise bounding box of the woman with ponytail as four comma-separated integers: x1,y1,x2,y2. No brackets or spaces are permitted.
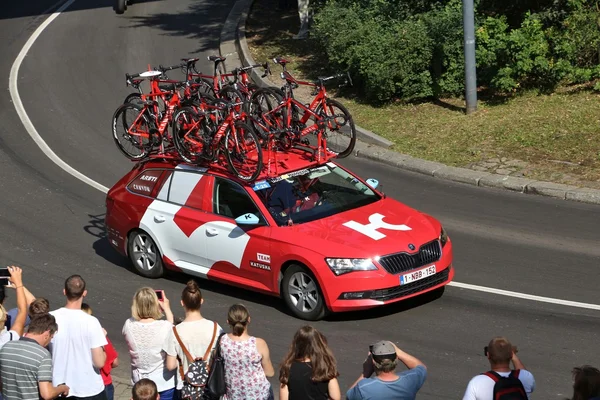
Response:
163,280,223,394
220,304,274,400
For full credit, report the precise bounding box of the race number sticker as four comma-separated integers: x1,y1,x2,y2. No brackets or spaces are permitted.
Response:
343,213,411,240
252,180,271,191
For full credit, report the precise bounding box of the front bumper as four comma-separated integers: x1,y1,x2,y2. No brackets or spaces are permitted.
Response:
323,240,454,312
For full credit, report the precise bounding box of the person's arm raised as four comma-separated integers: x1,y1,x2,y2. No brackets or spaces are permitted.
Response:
7,266,27,336
392,342,426,370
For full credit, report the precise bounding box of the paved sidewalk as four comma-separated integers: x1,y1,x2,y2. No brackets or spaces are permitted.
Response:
113,376,133,400
220,0,600,206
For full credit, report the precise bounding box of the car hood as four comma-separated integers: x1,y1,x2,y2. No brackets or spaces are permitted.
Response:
283,197,441,258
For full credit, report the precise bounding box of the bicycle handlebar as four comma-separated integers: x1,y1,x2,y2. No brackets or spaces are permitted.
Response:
157,63,184,73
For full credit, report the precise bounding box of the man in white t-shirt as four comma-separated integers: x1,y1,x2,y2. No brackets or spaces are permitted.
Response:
49,275,108,400
463,336,535,400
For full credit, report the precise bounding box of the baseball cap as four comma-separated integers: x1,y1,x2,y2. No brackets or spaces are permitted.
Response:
370,341,397,361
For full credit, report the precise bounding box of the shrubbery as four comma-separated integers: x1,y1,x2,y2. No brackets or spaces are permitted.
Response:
312,0,600,103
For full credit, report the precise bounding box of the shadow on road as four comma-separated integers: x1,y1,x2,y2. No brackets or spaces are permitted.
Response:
126,0,233,55
0,0,161,21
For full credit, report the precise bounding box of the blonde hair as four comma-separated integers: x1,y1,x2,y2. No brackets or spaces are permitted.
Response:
131,287,163,320
0,304,6,324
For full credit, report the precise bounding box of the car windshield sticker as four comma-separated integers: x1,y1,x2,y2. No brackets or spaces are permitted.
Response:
343,213,412,240
326,162,337,169
252,180,271,191
308,166,331,179
257,253,271,263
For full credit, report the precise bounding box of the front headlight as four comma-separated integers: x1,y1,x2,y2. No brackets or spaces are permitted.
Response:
440,226,448,247
325,258,377,276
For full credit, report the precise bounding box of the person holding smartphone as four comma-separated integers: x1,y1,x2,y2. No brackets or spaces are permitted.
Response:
0,266,28,349
122,288,176,400
346,341,427,400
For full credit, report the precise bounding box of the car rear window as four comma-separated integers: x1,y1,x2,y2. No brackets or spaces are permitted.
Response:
127,169,164,196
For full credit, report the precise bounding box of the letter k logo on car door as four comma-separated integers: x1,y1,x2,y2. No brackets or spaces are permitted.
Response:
343,213,411,240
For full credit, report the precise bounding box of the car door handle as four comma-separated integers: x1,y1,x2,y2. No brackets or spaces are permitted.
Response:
154,215,165,223
206,228,219,236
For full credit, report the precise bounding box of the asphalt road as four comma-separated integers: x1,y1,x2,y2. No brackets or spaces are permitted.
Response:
1,0,600,399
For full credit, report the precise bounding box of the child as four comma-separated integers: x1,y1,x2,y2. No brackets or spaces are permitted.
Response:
82,303,119,400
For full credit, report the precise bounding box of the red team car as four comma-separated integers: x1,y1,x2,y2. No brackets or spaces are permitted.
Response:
105,155,454,320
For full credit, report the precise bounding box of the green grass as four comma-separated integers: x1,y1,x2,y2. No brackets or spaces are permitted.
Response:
246,0,600,188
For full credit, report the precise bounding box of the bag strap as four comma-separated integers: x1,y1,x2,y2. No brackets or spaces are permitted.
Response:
173,326,195,363
202,321,218,361
483,371,501,382
510,369,521,379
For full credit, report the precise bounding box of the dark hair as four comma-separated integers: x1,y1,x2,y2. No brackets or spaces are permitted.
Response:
373,358,398,374
227,304,249,336
65,275,86,301
487,337,513,365
81,303,92,315
132,378,158,400
181,280,202,311
29,298,50,318
27,314,58,336
572,365,600,400
279,326,339,384
0,285,5,305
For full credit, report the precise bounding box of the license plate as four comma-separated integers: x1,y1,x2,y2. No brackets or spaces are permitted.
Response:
400,265,436,285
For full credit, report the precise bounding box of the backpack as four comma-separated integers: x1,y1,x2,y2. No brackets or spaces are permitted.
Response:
173,322,218,400
483,370,528,400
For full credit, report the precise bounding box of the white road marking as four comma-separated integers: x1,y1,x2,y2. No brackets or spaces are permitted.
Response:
8,0,109,194
449,281,600,311
7,0,600,313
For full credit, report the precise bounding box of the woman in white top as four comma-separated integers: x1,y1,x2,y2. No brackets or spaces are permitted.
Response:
163,280,223,392
122,287,176,400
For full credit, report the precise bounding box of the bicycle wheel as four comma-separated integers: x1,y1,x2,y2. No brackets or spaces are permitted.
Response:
316,98,356,158
124,93,143,107
248,88,283,141
115,0,126,14
224,122,263,182
112,103,151,160
172,107,209,164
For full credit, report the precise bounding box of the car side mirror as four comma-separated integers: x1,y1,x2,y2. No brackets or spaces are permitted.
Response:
366,178,379,189
235,213,261,225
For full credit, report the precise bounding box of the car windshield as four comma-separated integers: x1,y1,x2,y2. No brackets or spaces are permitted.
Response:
253,163,380,226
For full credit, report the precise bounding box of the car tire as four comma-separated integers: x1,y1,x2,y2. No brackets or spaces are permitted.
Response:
281,264,326,321
115,0,126,14
127,230,164,278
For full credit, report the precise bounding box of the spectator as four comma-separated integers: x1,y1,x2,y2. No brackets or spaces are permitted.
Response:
122,288,176,400
0,314,69,400
4,283,37,330
164,280,222,395
220,304,275,400
49,275,108,400
571,365,600,400
0,266,27,348
131,379,159,400
346,341,427,400
29,298,50,318
462,337,535,400
279,325,341,400
82,303,119,400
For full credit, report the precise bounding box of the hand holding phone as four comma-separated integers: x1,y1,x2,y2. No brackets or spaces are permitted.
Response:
155,290,164,301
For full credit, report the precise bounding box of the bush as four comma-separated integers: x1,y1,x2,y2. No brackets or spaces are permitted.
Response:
313,0,600,103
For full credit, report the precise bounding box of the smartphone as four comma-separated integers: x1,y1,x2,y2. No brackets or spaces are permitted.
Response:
155,290,164,301
0,268,10,286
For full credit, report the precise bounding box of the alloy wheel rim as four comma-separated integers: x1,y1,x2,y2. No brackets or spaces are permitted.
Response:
288,272,319,313
131,233,157,271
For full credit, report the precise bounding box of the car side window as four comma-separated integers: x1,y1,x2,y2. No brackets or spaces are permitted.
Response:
214,178,265,223
168,171,206,209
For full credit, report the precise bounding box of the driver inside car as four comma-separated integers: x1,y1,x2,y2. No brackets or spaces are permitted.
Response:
290,175,320,213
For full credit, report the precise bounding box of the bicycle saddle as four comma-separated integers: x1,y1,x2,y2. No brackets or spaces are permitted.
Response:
138,70,162,78
207,55,226,62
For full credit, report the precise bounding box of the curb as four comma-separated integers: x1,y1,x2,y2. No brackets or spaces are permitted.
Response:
219,0,600,206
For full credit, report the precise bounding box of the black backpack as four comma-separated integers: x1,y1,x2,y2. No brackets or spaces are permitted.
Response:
173,322,218,400
483,370,527,400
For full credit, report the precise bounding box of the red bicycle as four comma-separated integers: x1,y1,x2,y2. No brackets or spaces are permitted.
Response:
112,70,192,160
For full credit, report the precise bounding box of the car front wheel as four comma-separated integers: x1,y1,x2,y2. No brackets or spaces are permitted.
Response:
282,264,326,320
128,230,164,278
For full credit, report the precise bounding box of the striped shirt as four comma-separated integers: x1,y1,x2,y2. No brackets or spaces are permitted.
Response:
0,337,52,400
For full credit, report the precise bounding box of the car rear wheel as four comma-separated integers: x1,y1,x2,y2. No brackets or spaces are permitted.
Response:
128,230,163,278
282,264,326,320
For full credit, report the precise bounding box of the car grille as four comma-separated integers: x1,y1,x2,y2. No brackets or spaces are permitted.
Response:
369,268,450,301
378,240,442,275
